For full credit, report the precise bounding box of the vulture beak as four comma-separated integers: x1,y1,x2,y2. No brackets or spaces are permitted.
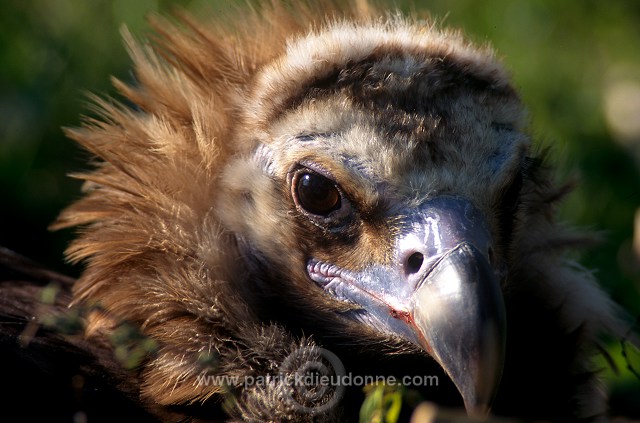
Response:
411,241,506,418
309,196,506,417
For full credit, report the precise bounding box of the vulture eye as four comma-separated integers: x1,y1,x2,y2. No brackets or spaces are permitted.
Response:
294,172,342,216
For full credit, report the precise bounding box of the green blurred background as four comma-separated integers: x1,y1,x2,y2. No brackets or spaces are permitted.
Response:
1,0,638,417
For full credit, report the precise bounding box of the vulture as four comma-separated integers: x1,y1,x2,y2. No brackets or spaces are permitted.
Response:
1,1,636,422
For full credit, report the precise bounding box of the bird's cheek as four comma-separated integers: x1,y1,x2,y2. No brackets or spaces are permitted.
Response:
216,159,294,251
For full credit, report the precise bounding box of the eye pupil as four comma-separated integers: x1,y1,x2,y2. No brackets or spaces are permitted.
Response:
296,173,341,216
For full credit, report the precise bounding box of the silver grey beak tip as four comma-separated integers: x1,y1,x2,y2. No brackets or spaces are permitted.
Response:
412,243,506,418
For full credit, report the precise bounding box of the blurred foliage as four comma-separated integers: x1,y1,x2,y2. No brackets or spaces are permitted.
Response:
360,383,405,423
1,0,639,417
360,383,429,423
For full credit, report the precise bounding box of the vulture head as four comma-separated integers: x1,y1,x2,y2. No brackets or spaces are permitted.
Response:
39,2,631,421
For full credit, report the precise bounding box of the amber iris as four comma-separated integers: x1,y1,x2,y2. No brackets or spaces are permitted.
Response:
296,172,341,216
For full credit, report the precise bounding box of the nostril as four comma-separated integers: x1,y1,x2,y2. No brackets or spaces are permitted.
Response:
406,252,424,275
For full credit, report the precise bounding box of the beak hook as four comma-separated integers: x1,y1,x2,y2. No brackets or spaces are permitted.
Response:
412,243,506,417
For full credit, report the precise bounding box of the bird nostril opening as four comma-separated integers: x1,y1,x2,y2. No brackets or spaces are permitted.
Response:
406,252,424,275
